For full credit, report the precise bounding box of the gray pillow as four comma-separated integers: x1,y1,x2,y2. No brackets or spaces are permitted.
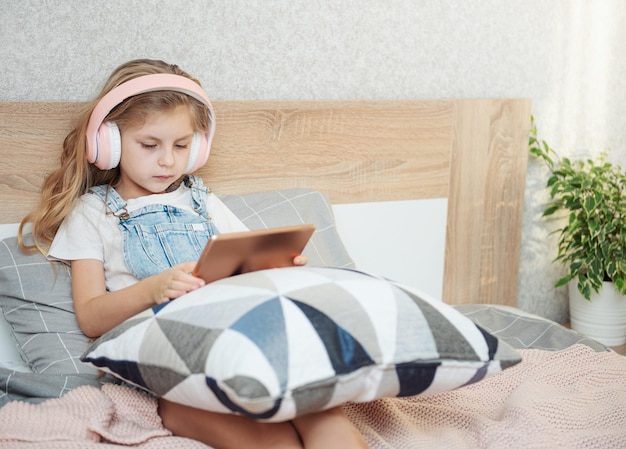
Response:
0,188,355,375
0,235,96,375
219,188,354,269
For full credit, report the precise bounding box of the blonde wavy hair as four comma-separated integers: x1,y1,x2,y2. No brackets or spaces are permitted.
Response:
18,59,211,255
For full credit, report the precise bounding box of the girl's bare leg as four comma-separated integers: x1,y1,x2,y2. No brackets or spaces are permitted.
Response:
159,398,302,449
293,406,369,449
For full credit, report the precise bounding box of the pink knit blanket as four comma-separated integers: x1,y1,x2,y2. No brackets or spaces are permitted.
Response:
0,383,208,449
345,344,626,448
1,345,626,449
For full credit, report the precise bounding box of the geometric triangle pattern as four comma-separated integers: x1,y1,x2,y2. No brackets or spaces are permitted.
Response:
82,266,521,422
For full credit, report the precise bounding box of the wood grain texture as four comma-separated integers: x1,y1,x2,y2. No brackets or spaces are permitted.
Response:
443,99,532,305
199,100,454,203
0,99,531,307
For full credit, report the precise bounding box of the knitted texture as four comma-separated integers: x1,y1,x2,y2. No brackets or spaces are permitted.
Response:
1,345,625,448
0,384,207,448
344,344,626,448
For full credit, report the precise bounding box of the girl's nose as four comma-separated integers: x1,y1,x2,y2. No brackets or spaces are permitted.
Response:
159,148,175,166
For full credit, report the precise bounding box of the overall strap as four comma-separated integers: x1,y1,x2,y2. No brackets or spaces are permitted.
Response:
184,175,211,219
89,185,129,218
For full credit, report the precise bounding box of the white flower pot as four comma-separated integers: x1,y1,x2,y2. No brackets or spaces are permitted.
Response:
569,280,626,346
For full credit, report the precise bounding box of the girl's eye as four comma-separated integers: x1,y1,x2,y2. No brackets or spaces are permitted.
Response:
141,143,157,149
175,143,189,150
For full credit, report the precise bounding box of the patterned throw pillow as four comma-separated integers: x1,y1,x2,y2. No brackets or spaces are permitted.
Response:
82,266,521,422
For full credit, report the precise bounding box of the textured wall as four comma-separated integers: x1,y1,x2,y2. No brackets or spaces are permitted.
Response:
1,0,625,321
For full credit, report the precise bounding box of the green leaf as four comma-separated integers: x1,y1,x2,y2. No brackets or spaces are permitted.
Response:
542,204,560,217
615,277,626,294
579,280,592,300
555,276,571,288
569,259,583,272
583,195,596,214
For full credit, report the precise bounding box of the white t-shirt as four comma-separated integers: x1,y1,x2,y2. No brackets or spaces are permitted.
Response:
49,186,248,292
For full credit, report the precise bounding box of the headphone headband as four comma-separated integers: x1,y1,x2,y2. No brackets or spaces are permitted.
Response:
86,73,215,171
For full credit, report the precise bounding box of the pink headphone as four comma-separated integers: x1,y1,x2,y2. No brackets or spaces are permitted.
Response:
85,74,215,173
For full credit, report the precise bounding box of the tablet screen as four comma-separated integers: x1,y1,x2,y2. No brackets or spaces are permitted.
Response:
192,224,315,283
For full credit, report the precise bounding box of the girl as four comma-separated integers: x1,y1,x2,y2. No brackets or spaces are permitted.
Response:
19,59,368,449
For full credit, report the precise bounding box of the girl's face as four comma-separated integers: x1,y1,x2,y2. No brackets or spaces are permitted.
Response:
115,106,195,200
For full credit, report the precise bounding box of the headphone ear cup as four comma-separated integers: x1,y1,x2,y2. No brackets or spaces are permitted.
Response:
184,131,210,174
94,121,122,170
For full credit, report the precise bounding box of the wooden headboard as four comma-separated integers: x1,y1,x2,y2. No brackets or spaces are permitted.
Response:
0,99,531,306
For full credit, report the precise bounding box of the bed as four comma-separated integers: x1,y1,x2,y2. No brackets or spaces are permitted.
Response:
1,99,625,448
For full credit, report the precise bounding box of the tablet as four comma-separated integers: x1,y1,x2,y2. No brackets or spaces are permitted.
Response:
192,224,316,283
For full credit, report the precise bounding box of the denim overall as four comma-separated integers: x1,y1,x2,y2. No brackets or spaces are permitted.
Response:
90,176,219,280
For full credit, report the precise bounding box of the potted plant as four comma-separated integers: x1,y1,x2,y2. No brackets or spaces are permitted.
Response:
530,116,626,346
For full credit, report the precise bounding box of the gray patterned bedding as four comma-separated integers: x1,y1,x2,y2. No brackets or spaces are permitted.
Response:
455,304,608,352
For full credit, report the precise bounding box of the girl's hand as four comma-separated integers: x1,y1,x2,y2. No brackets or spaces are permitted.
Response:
153,261,205,304
71,259,205,338
293,255,308,266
